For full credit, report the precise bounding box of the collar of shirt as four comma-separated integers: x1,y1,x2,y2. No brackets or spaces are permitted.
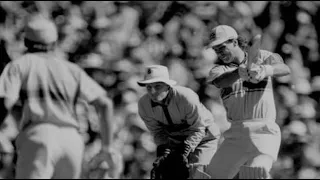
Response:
151,87,174,107
241,52,248,65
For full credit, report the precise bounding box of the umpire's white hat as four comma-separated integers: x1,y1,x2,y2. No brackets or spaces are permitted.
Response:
24,13,58,45
137,65,177,87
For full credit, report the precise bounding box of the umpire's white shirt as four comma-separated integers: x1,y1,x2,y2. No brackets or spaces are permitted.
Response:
138,86,220,151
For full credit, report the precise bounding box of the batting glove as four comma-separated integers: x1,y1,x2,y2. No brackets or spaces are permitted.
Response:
150,144,171,179
153,144,171,167
163,151,190,179
173,144,192,177
238,64,250,81
156,144,171,157
248,64,274,83
153,144,171,166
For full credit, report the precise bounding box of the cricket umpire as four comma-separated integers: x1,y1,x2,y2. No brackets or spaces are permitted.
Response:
0,13,117,179
137,65,221,179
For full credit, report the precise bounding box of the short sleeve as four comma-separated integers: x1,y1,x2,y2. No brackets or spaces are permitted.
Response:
263,52,284,65
78,70,107,103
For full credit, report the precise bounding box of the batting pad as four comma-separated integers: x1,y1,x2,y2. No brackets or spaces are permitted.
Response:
239,166,270,179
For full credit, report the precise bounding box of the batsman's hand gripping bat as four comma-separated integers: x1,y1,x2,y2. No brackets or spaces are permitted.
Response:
238,34,261,82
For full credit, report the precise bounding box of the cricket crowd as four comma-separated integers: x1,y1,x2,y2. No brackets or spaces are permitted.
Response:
0,1,320,179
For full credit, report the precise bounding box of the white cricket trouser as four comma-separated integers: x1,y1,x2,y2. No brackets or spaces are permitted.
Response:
15,123,84,179
206,120,281,179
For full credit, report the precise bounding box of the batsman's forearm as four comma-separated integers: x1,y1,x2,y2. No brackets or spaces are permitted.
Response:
213,69,240,88
271,63,291,77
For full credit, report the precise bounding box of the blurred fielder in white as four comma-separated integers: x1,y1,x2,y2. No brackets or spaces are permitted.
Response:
0,13,118,179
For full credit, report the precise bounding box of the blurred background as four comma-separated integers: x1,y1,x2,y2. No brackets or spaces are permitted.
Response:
0,1,320,179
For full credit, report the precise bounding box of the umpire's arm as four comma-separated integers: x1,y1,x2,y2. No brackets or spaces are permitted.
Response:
183,90,210,151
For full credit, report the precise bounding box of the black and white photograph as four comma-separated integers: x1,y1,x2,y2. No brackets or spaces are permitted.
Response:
0,1,319,179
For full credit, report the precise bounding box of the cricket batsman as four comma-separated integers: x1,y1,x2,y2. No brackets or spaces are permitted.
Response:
137,65,221,179
0,13,118,179
205,25,291,179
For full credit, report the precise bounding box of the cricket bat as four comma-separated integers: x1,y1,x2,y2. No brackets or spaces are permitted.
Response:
247,34,262,70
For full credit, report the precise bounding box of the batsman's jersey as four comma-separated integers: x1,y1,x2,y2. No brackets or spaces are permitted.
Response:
208,50,282,122
138,86,220,151
0,52,106,131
